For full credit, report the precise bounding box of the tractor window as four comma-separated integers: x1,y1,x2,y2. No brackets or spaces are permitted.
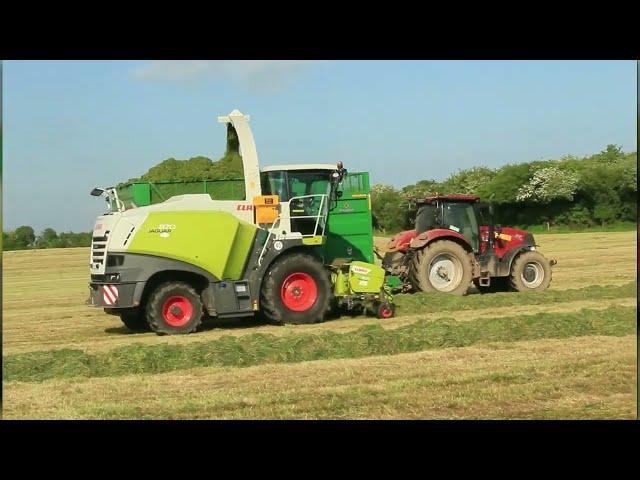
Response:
442,202,479,252
415,204,438,233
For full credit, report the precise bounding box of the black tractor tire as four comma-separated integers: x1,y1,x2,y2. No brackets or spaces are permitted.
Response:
260,253,331,325
118,308,149,331
473,276,512,294
509,251,552,292
145,281,204,335
409,240,473,295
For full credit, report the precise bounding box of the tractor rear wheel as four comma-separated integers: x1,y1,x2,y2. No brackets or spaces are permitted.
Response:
509,251,552,292
119,308,149,331
260,253,331,325
145,281,204,335
409,240,473,295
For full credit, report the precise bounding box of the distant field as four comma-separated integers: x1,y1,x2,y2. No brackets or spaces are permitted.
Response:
2,231,637,419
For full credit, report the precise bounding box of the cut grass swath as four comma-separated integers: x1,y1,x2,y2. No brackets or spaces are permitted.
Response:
394,281,636,316
4,306,636,383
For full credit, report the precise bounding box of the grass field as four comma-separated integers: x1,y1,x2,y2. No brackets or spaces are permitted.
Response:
2,231,637,419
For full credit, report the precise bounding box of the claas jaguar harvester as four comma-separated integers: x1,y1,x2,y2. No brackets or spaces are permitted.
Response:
87,110,393,334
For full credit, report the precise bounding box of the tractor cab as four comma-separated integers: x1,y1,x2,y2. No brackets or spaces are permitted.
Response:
413,194,482,252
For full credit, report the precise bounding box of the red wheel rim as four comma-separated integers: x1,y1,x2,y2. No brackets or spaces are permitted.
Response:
380,305,393,318
280,272,318,312
161,295,194,327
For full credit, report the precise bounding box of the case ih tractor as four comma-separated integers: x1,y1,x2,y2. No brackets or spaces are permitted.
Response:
381,194,556,295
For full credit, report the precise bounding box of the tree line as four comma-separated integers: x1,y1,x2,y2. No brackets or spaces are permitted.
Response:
5,144,635,251
371,145,637,233
3,227,91,251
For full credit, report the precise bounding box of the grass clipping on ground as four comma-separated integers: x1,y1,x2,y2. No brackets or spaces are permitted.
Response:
394,282,637,315
5,305,636,383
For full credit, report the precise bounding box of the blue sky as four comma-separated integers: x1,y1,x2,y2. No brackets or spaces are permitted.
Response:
3,60,637,232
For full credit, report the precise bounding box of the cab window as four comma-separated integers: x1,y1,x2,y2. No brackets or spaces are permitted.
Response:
261,171,287,200
287,171,330,199
442,202,479,252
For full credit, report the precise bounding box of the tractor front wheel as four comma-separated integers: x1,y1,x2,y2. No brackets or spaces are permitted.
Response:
145,281,204,335
409,240,473,295
509,251,552,292
260,253,331,325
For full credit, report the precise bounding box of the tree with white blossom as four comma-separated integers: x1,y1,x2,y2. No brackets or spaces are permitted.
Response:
516,167,579,203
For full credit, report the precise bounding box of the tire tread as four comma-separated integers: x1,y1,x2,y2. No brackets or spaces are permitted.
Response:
146,281,203,334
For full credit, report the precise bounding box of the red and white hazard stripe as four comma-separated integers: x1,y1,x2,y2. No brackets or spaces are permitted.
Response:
103,285,119,305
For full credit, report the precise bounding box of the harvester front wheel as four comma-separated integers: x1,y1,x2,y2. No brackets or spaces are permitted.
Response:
119,308,149,331
146,281,204,335
509,251,552,292
261,253,331,325
409,240,473,295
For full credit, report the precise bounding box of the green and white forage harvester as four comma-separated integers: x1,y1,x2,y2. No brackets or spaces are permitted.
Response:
87,110,394,334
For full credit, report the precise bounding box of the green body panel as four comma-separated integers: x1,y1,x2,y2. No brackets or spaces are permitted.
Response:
323,172,374,264
332,261,385,297
127,211,257,280
332,269,349,296
117,179,245,209
301,236,325,246
348,261,385,294
384,275,403,289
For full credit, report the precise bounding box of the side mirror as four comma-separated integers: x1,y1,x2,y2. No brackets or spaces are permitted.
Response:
90,187,104,197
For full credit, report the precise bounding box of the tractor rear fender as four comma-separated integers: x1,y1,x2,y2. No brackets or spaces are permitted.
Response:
409,229,479,277
409,229,473,252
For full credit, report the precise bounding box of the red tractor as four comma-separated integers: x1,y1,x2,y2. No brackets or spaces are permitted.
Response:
381,194,556,295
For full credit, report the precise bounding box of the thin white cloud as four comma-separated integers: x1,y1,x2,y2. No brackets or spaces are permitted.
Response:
131,60,314,92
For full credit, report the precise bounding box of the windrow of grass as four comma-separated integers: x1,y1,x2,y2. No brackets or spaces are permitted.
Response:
394,281,636,316
4,305,636,383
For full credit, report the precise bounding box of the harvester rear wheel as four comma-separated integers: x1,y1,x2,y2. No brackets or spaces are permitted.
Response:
409,240,473,295
145,281,204,335
509,251,552,292
119,308,149,331
261,253,331,325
